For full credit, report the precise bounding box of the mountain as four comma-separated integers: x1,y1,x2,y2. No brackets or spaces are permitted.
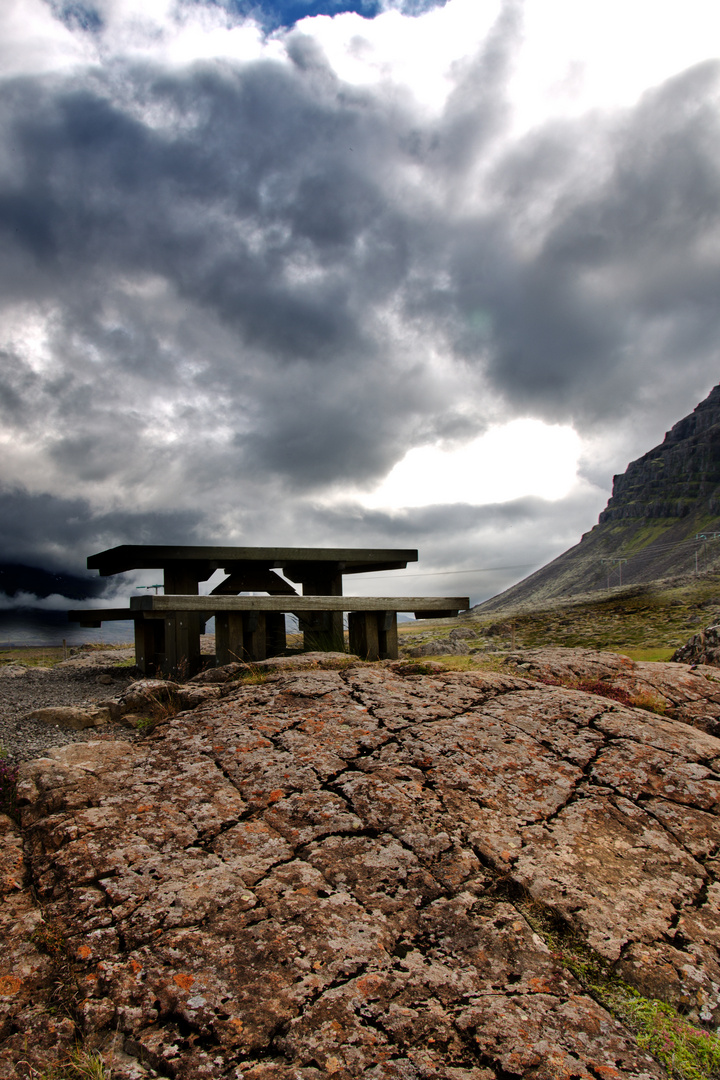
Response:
475,384,720,613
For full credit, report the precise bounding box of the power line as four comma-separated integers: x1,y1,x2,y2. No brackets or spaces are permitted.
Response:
359,564,537,579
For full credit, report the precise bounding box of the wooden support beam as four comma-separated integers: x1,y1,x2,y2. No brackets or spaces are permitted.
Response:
295,566,344,651
243,612,267,662
348,611,378,660
379,610,398,660
162,612,202,678
212,569,297,595
266,612,287,655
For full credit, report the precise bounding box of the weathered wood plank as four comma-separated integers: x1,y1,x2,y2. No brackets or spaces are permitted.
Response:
134,619,164,675
88,546,418,575
131,596,469,613
297,567,344,648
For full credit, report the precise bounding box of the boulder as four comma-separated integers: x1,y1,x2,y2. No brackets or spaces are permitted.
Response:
116,679,181,714
502,646,720,735
672,623,720,666
24,705,112,730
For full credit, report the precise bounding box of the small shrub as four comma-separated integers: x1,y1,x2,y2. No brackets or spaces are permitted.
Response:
627,690,668,715
240,666,270,685
517,898,720,1080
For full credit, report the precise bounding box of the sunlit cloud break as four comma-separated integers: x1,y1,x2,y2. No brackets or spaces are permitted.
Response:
356,420,582,509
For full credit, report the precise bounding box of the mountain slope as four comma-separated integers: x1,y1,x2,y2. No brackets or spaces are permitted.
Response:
475,384,720,613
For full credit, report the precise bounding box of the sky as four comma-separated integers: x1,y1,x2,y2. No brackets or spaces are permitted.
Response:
1,0,720,630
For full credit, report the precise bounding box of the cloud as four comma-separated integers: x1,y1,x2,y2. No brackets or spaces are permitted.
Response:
0,0,718,611
353,419,582,508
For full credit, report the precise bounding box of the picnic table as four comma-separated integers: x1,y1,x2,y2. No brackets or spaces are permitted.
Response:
69,545,469,674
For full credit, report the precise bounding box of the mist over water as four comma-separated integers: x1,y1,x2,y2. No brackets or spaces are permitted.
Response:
0,611,135,647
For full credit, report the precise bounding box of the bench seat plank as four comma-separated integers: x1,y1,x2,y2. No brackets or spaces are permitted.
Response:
131,595,469,614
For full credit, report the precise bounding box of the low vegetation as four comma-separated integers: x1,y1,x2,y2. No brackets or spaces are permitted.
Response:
397,572,720,660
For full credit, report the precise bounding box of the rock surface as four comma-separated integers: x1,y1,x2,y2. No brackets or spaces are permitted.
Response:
501,646,720,735
4,658,720,1077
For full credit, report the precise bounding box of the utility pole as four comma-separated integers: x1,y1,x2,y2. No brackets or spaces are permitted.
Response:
601,558,628,588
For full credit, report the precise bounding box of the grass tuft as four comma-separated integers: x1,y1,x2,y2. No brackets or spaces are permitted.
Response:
134,688,181,736
36,1045,112,1079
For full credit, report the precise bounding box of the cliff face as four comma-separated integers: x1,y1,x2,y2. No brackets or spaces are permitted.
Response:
600,384,720,523
476,384,720,612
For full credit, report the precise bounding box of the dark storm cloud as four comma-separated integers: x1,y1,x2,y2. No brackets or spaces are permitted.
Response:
0,37,516,501
1,4,720,582
0,487,205,574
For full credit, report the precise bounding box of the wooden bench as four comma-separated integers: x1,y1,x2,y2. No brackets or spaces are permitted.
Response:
126,594,469,667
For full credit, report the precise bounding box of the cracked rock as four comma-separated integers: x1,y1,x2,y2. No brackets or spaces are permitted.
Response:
5,662,720,1076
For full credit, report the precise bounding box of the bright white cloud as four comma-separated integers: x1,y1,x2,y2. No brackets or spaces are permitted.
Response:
296,0,720,122
357,418,582,509
510,0,720,131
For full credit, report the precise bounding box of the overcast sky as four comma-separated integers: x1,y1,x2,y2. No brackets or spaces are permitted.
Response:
1,0,719,612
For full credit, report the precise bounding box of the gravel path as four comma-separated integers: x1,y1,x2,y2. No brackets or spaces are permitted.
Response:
0,652,139,765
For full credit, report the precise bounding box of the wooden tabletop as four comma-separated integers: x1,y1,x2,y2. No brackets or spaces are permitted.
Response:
88,545,419,577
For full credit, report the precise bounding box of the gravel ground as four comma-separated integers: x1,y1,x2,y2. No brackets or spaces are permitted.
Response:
0,651,139,766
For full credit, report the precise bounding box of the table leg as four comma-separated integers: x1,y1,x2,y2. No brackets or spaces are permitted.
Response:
243,612,267,662
379,611,398,660
348,611,380,660
348,611,398,660
266,613,286,656
215,613,268,664
298,570,344,651
163,612,202,677
134,618,163,675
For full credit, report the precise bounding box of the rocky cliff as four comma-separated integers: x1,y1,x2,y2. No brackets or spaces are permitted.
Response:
4,655,720,1078
476,384,720,613
600,384,720,524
